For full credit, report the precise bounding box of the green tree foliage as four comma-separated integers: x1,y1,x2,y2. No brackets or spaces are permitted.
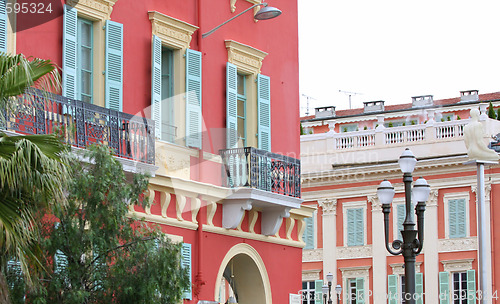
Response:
488,102,497,119
300,123,305,135
0,52,67,303
9,145,189,304
496,108,500,121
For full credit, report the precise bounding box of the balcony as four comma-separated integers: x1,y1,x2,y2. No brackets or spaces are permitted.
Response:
301,117,500,173
3,89,155,166
219,147,302,235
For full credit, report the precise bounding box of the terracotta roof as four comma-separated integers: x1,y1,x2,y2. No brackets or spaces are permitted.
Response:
300,91,500,121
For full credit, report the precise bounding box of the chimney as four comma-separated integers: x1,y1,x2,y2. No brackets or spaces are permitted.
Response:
412,95,434,108
460,90,479,102
363,100,385,113
315,106,336,118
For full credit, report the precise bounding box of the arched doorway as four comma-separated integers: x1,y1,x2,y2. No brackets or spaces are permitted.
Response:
214,244,272,304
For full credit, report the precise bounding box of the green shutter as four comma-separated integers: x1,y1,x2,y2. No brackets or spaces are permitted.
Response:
151,35,162,138
416,273,424,304
355,208,364,245
397,204,406,240
467,270,476,304
105,20,123,111
257,74,271,151
449,199,466,238
303,216,314,249
356,277,365,304
181,243,192,300
185,49,202,149
439,271,450,304
226,62,238,148
314,280,323,304
62,4,78,99
347,209,355,246
457,199,467,237
0,0,7,53
388,275,398,304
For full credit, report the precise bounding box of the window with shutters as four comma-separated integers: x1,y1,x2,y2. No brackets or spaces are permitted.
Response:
387,273,424,304
62,2,123,111
439,269,476,304
181,243,192,300
148,11,199,148
303,215,315,250
341,267,369,304
444,193,469,239
346,278,365,304
343,203,365,247
301,281,316,304
0,0,16,54
394,202,405,241
225,40,269,151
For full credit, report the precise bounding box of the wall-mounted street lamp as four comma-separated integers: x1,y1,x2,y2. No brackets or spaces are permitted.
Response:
335,284,342,304
202,3,282,38
377,148,430,304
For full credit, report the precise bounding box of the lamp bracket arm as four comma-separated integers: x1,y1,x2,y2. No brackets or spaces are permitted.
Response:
202,3,267,38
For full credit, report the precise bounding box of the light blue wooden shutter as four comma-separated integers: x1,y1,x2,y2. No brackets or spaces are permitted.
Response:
185,49,202,149
356,277,365,304
257,74,271,151
416,273,424,304
0,0,7,53
151,35,162,138
466,270,476,304
449,199,466,238
439,271,450,304
347,209,355,246
62,4,78,99
387,275,398,304
397,204,406,240
105,20,123,111
303,216,314,249
181,243,192,300
355,208,364,245
226,62,238,149
314,280,323,304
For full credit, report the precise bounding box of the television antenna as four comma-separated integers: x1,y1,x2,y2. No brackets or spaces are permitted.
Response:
339,90,363,109
301,94,317,116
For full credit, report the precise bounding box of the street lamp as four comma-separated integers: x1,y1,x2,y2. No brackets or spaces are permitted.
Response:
335,284,342,304
377,148,430,304
322,284,328,304
326,272,334,304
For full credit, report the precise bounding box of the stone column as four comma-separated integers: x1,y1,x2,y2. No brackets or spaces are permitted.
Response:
319,199,338,282
424,190,439,303
369,196,387,304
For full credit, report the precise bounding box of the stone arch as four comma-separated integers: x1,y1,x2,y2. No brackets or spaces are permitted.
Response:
214,243,272,304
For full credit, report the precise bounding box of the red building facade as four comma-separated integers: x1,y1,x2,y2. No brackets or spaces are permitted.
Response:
4,0,309,303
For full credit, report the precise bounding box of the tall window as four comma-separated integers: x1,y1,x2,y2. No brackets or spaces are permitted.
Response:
347,278,364,304
452,272,468,304
449,198,467,238
303,216,314,250
346,208,364,246
161,47,175,142
302,281,315,304
237,73,246,146
77,18,93,103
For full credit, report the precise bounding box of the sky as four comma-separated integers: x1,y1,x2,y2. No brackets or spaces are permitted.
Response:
298,0,500,115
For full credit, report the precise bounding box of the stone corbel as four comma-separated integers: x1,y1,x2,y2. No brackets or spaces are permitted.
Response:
286,217,295,240
145,188,154,215
222,199,252,229
248,209,259,233
160,191,171,218
206,200,217,226
191,197,201,224
261,207,291,236
176,195,186,221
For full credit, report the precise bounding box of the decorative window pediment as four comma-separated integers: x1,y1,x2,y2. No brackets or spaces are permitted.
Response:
66,0,117,20
148,11,198,50
225,40,267,75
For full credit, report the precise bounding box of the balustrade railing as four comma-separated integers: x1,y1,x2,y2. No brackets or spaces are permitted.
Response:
335,131,375,149
435,120,466,139
3,89,155,164
385,125,426,144
220,147,301,198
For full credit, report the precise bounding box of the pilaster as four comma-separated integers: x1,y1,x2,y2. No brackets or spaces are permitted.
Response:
369,195,386,304
319,198,337,281
424,189,439,303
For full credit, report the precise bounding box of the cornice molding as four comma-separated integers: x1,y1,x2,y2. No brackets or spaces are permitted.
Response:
337,245,372,260
441,259,474,272
66,0,117,20
225,40,268,75
438,237,477,252
302,269,322,281
148,11,198,49
339,266,371,277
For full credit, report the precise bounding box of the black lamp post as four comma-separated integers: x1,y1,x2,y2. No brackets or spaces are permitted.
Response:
326,272,334,304
335,284,342,304
377,148,430,304
322,284,328,304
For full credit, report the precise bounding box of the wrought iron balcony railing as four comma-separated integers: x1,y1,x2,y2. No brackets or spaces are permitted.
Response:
220,147,301,198
3,89,155,164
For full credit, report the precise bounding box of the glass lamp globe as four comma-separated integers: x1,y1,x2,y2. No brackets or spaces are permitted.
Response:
335,284,342,295
326,272,334,283
377,179,395,205
413,177,430,202
398,148,417,174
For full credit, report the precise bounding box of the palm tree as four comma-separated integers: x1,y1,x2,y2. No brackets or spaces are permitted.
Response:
0,52,69,302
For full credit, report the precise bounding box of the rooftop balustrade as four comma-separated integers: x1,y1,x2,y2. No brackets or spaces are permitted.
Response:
3,89,155,165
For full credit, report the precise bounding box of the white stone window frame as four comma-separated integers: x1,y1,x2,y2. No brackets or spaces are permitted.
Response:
340,266,370,304
392,198,405,241
342,201,367,247
443,192,470,239
390,263,422,304
441,259,474,302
